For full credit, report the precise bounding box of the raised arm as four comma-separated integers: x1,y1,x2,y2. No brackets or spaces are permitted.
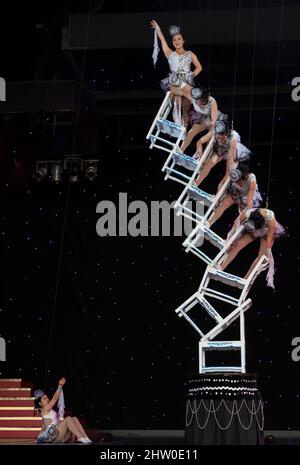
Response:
45,378,66,412
227,210,248,240
191,52,202,77
245,178,257,210
225,138,238,177
266,217,276,254
209,98,218,130
218,138,238,190
150,20,172,58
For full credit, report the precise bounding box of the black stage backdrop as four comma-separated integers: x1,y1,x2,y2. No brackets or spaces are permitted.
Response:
0,0,299,430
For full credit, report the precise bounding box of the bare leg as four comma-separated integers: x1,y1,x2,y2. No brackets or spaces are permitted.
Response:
220,233,255,271
244,237,274,279
54,416,85,442
172,95,182,125
195,154,221,186
61,430,72,443
182,97,191,128
53,421,69,442
170,85,184,97
170,85,192,126
182,84,192,99
181,123,205,152
208,196,236,226
72,417,90,438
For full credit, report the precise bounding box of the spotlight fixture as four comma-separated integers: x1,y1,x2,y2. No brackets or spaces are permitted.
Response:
32,162,47,182
70,164,80,183
51,163,63,183
33,155,98,184
84,160,98,181
64,155,83,183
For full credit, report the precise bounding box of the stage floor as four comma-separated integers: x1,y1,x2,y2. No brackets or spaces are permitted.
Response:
0,431,300,445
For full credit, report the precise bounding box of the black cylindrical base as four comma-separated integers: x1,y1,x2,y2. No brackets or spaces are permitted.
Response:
185,373,264,445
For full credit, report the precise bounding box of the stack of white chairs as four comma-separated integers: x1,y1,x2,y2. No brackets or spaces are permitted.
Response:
147,93,269,373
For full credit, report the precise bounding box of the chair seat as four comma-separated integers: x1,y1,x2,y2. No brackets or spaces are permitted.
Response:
199,341,242,350
208,268,247,289
187,185,215,204
156,118,185,139
172,152,198,171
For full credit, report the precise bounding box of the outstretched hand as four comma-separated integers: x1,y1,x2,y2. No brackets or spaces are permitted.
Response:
150,20,160,31
58,377,66,386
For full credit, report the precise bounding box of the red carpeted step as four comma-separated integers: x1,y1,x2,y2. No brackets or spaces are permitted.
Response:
0,380,23,389
0,379,42,439
0,398,35,407
0,428,40,439
0,418,42,427
0,408,35,417
0,389,31,397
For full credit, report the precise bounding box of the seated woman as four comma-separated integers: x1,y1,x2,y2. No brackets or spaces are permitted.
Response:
194,120,251,188
180,87,218,153
218,208,285,288
150,20,202,126
34,377,92,444
207,162,262,227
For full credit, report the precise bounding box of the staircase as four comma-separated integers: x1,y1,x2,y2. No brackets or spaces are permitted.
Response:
0,379,42,438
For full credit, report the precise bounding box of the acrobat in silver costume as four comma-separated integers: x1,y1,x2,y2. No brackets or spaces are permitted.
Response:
160,50,194,91
228,172,262,210
213,129,251,163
